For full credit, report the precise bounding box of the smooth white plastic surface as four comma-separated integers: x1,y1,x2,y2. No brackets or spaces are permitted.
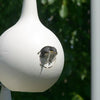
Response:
0,0,64,92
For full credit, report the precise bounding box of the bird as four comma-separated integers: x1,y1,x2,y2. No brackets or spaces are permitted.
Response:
38,46,57,74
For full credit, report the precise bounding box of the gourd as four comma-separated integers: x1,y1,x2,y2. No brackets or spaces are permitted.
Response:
0,0,64,92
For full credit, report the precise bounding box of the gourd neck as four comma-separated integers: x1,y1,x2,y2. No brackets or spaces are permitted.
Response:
20,0,39,21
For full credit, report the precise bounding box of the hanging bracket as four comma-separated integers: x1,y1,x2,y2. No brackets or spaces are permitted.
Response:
0,83,12,100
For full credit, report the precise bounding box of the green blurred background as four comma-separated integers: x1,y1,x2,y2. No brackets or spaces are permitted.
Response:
0,0,90,100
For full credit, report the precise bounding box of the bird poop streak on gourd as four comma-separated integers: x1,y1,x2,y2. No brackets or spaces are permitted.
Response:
38,46,57,74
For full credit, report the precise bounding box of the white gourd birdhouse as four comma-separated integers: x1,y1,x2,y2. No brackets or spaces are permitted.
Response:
0,0,64,92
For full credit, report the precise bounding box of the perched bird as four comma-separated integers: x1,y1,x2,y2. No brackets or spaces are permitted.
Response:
38,46,57,74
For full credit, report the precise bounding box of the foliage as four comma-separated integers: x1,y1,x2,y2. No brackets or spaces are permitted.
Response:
0,0,90,100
